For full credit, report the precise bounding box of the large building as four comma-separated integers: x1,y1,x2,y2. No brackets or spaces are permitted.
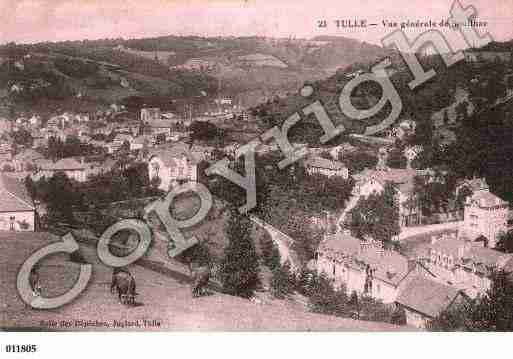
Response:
425,234,513,298
36,158,87,182
0,174,35,231
352,166,434,228
395,275,468,329
316,232,435,303
459,187,509,248
304,156,349,179
12,149,44,172
147,144,203,191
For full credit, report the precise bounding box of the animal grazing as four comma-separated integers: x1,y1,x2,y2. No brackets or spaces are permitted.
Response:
190,265,211,298
29,266,41,297
111,268,137,305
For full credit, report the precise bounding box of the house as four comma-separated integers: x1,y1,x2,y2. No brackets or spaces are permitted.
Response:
304,156,349,179
109,134,134,153
145,119,179,138
0,118,13,134
83,158,116,179
316,232,434,303
12,149,44,172
464,50,512,65
396,275,468,329
0,141,14,163
28,115,42,128
140,108,161,122
37,158,87,182
353,167,430,228
0,174,35,231
459,187,509,248
147,145,201,191
131,135,152,151
455,177,490,197
329,143,357,160
426,235,513,298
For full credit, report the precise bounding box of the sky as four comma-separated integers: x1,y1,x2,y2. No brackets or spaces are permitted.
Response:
1,0,512,47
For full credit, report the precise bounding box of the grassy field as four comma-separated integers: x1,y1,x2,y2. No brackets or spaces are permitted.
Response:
1,232,411,331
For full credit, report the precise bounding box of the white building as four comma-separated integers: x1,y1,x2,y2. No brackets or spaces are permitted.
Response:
0,174,35,231
147,145,201,191
37,158,87,182
316,232,434,303
460,187,509,248
304,156,349,179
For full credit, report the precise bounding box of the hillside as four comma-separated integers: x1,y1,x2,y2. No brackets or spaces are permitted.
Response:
0,42,218,116
0,232,409,331
0,35,388,111
249,40,513,204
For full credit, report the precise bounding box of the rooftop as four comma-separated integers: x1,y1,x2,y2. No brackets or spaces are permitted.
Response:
0,174,34,212
353,168,430,194
305,156,347,171
40,158,85,171
396,275,463,318
468,190,508,208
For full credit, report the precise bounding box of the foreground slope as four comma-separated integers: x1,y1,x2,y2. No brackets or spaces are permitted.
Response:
1,232,410,331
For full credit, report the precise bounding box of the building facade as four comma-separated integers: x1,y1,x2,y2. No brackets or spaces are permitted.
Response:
0,174,35,231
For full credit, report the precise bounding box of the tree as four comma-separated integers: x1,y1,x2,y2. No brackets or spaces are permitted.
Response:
496,231,513,253
430,271,513,331
24,175,36,200
219,207,260,298
270,260,295,299
189,121,221,142
177,241,213,274
45,172,77,224
442,109,450,125
342,151,378,173
12,129,33,147
455,101,469,122
345,183,400,244
260,233,281,271
308,273,349,317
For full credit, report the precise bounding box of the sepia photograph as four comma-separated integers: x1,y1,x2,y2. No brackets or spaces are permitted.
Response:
1,0,513,356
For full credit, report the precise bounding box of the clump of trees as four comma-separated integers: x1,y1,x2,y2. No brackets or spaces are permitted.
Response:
496,231,513,253
41,136,105,161
300,271,399,324
270,261,295,299
219,207,260,298
345,182,400,244
54,57,99,79
430,271,513,331
25,162,163,226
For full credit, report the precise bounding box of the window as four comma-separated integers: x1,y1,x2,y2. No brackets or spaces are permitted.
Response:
9,216,15,231
152,162,160,177
470,215,478,227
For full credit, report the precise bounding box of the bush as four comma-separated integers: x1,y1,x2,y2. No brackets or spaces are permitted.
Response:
270,261,295,299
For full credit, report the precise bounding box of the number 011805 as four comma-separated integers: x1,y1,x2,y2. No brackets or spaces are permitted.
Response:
5,344,37,353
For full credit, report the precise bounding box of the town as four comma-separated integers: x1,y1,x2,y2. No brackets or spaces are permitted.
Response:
2,31,513,332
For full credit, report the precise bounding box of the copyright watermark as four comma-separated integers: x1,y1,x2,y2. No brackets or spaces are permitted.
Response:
17,0,492,309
